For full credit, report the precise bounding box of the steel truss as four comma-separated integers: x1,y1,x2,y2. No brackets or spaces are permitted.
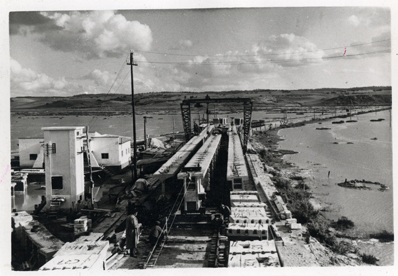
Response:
180,97,253,152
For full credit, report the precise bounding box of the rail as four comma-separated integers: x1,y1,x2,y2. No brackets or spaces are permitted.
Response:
143,184,188,268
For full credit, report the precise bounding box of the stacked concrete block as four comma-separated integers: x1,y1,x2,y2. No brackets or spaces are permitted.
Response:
231,202,267,208
229,240,280,267
230,207,270,224
74,216,92,236
227,223,268,239
230,194,260,204
40,240,109,270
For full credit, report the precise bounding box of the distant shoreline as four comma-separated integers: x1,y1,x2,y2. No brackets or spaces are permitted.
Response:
252,107,393,240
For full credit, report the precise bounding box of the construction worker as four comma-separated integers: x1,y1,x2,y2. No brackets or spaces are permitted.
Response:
148,221,163,246
220,204,231,223
125,209,140,257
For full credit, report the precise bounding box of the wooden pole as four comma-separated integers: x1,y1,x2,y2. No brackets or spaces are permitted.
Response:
85,126,94,208
128,52,138,182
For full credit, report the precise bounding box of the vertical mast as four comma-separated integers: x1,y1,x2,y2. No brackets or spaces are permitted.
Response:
85,126,94,208
128,52,138,182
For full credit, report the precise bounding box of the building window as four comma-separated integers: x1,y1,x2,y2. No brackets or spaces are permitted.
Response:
187,182,196,191
121,150,123,156
51,176,63,190
227,180,232,190
101,153,109,159
29,154,38,160
187,176,196,191
234,184,243,190
234,178,242,184
187,202,196,211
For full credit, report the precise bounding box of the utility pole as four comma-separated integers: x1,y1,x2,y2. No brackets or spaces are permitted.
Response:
85,126,94,208
128,52,138,182
206,103,209,125
143,116,153,150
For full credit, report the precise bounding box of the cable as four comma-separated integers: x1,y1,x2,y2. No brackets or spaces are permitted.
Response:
113,70,130,94
133,48,390,66
86,57,129,128
136,38,391,58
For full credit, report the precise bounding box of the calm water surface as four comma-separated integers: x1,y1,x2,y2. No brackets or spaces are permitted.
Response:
278,110,393,265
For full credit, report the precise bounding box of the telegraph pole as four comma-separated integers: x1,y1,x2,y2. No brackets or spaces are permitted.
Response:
85,126,94,208
143,116,153,150
128,52,138,182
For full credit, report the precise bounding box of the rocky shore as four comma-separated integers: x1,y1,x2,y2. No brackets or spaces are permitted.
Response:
250,116,393,266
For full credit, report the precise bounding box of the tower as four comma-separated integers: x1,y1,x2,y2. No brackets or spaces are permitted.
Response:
42,126,85,209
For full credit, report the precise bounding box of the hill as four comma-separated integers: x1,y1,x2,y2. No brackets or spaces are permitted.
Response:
11,86,392,116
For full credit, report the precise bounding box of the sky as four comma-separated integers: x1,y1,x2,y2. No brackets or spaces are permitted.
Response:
8,6,392,97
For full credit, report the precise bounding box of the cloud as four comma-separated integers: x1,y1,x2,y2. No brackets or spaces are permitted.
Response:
82,69,112,86
10,58,79,96
347,9,390,28
135,33,324,92
9,12,60,35
11,11,153,60
326,31,391,60
348,15,361,27
170,39,193,50
254,34,325,66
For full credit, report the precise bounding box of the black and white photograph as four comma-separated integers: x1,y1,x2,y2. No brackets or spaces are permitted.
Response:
2,0,396,274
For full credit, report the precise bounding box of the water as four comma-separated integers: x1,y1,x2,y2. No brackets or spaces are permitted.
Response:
10,110,329,151
278,110,393,264
10,114,184,151
10,110,275,210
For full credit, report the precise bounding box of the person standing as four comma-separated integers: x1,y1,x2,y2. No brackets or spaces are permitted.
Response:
125,210,140,257
221,204,231,223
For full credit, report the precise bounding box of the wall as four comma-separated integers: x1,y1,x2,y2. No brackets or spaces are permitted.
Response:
18,138,43,168
43,127,85,209
90,136,119,167
90,136,131,169
119,139,131,169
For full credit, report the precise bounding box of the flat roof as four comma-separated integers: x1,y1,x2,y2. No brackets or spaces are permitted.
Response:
18,137,44,140
42,126,85,131
91,134,131,140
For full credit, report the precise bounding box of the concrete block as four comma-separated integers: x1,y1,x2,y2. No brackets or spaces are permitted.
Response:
230,207,270,224
227,223,268,238
230,194,259,203
228,240,280,267
290,223,302,230
286,218,297,224
231,202,267,208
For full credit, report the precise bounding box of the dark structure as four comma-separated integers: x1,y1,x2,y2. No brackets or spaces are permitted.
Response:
180,97,253,152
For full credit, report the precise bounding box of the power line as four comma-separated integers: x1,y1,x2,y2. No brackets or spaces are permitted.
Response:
113,70,130,94
87,57,129,127
134,48,390,66
135,38,391,58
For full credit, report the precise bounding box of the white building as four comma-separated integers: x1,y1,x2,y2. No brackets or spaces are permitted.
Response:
88,132,131,170
18,131,131,170
18,138,44,168
42,126,85,209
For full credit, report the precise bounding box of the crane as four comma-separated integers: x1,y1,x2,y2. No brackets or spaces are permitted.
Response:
180,96,253,152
